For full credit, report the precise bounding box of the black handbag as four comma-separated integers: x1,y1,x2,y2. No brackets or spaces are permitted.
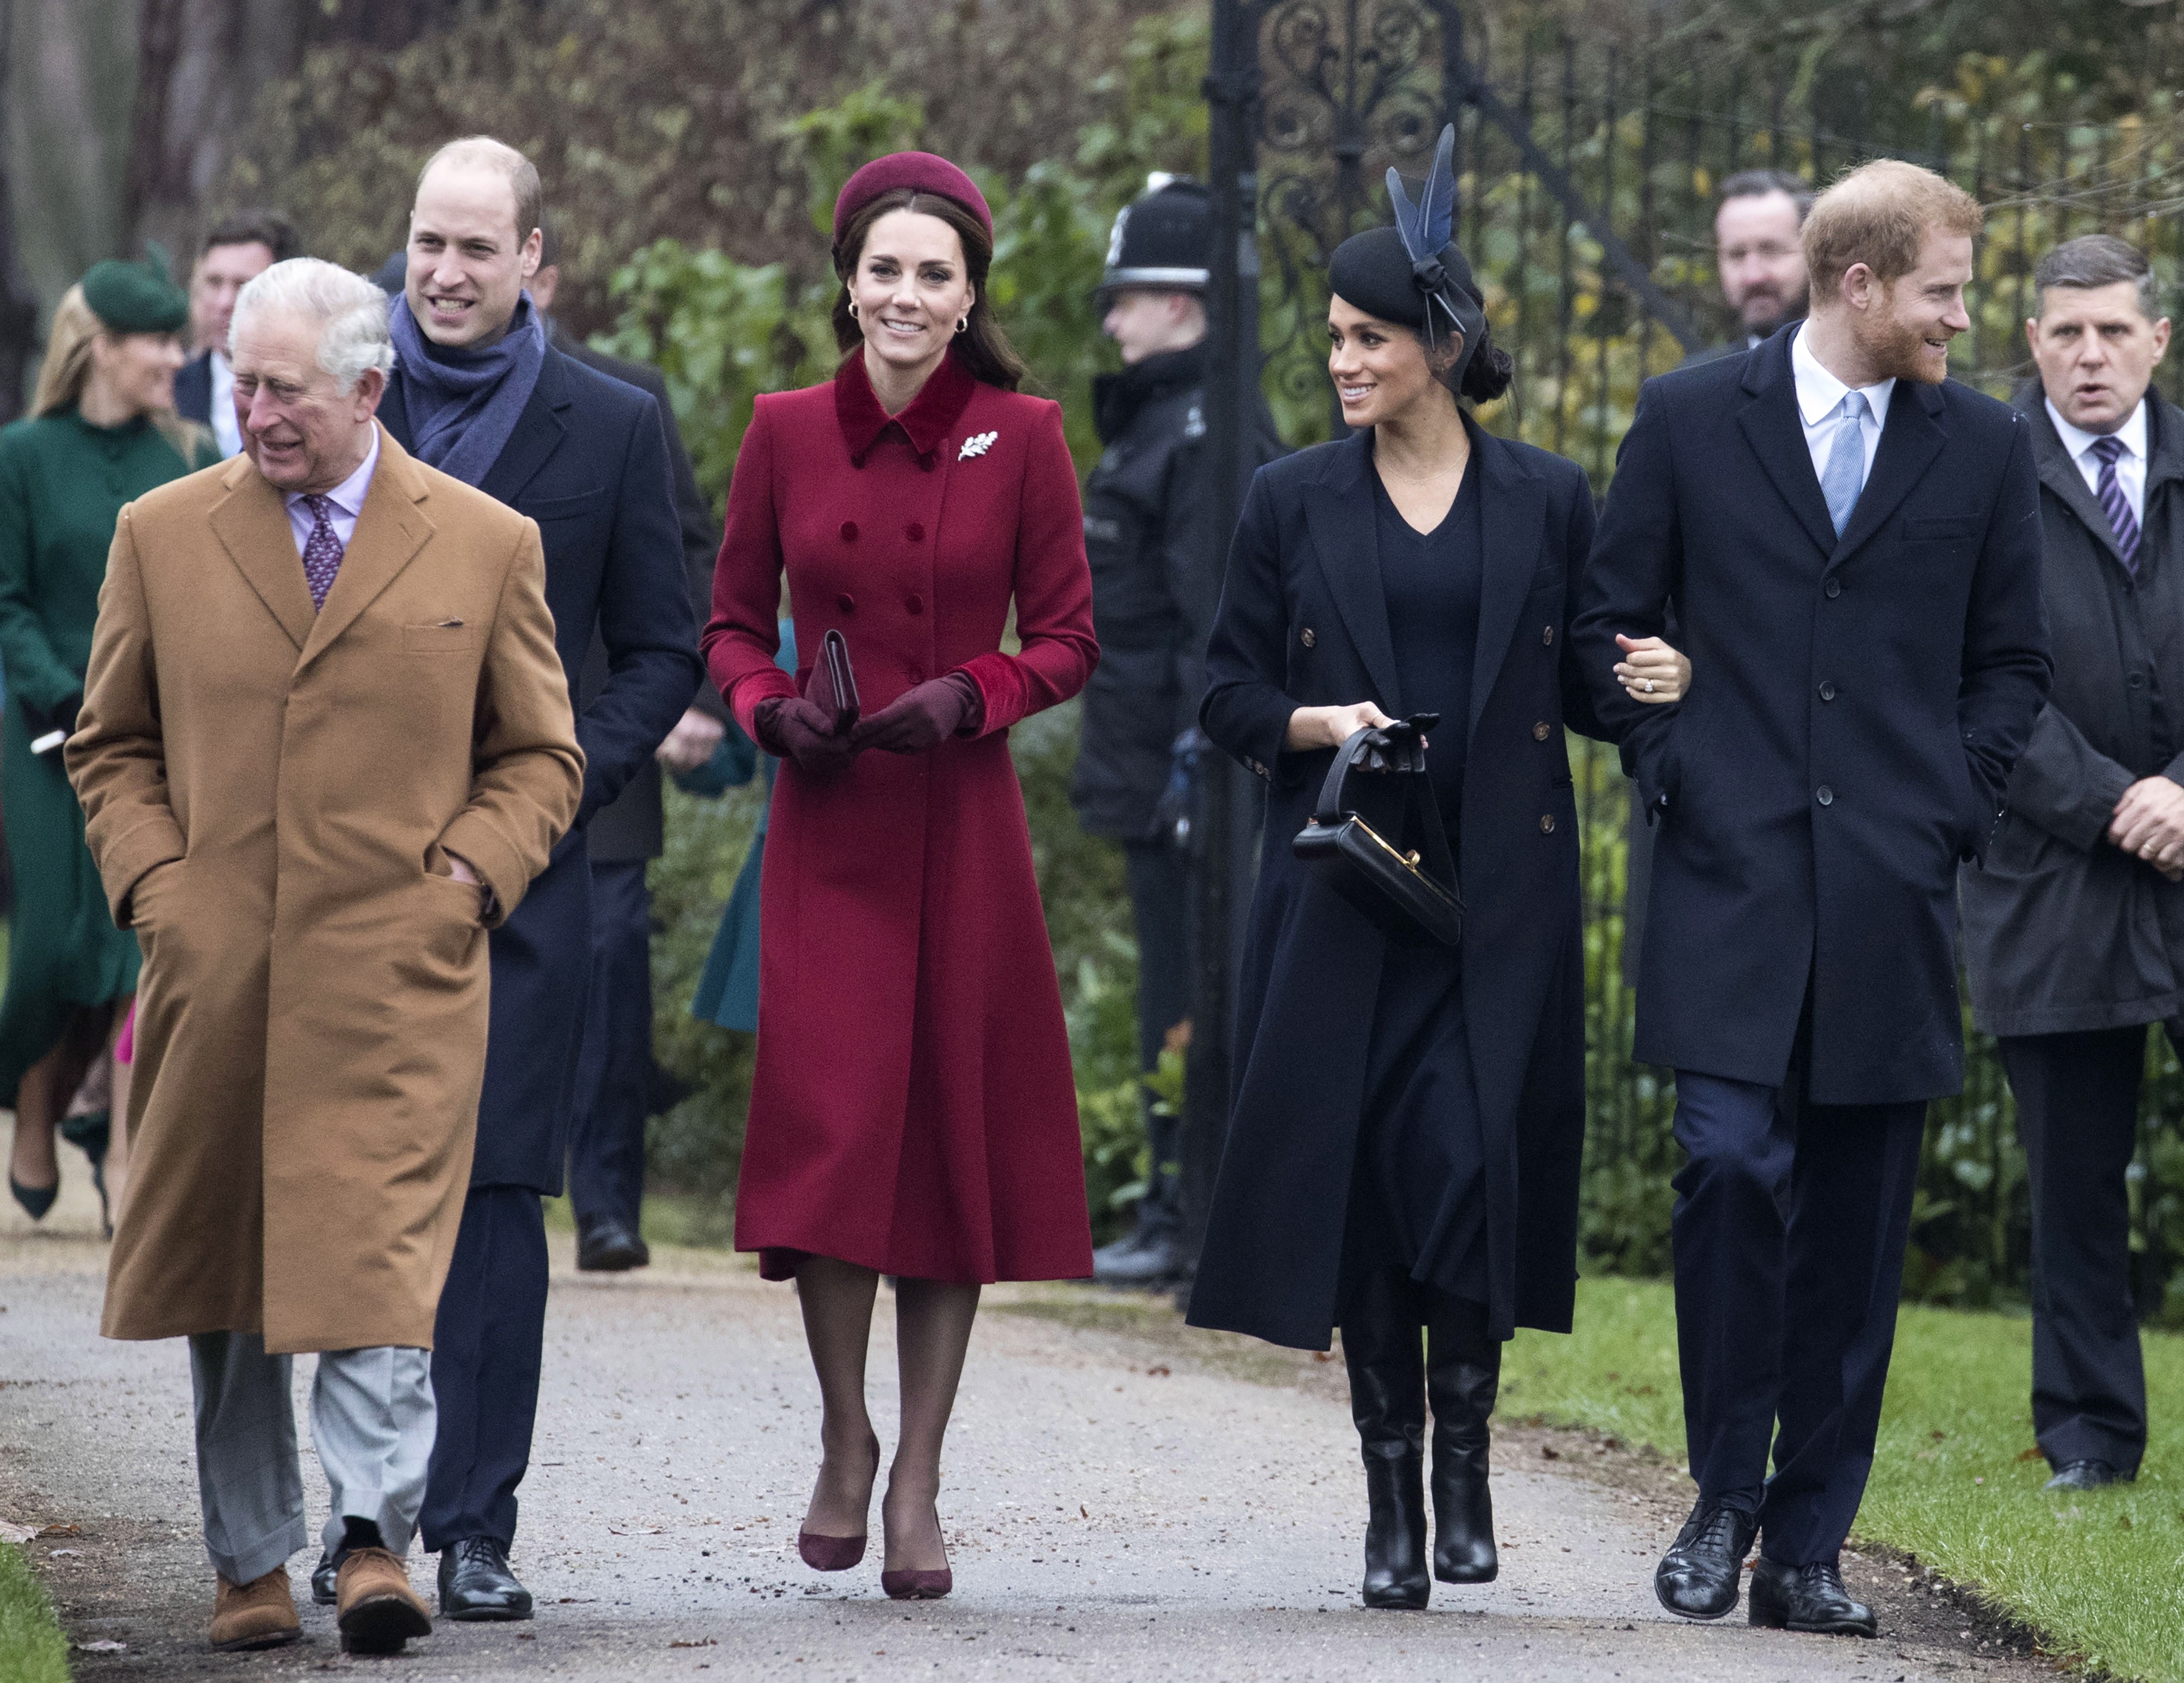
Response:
1292,715,1464,947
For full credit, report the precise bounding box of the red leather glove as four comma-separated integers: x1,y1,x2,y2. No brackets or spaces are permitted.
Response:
754,696,860,779
851,673,984,755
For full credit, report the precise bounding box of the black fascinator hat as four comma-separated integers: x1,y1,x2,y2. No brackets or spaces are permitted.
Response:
1327,126,1488,392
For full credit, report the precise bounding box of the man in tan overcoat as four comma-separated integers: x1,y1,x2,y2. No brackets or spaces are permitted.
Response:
66,257,582,1656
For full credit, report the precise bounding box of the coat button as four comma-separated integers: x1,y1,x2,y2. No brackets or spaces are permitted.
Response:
1532,721,1551,741
837,593,856,613
2130,672,2148,690
906,521,926,542
1816,785,1835,806
840,521,859,542
1819,682,1837,701
907,595,925,615
1824,578,1842,599
1542,625,1555,645
1540,813,1556,833
909,667,926,684
1301,627,1316,648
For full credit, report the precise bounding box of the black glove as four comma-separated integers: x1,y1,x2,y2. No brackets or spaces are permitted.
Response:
22,692,82,754
754,696,860,780
1356,711,1440,776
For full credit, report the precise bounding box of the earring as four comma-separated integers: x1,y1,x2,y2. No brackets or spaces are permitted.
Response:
848,300,859,318
955,315,969,334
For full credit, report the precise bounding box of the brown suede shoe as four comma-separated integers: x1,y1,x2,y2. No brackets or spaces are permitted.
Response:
334,1546,432,1655
209,1566,301,1651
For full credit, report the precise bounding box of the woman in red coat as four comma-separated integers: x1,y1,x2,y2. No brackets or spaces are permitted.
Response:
704,152,1097,1600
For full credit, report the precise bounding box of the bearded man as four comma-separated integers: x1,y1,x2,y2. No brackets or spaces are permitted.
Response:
1574,159,2051,1638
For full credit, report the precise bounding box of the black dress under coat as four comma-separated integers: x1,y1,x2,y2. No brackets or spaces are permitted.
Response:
1186,419,1606,1351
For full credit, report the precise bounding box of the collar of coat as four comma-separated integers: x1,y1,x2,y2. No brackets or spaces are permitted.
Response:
1091,341,1207,445
2014,378,2184,567
834,346,979,467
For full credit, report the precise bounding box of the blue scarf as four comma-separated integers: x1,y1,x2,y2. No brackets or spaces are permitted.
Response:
390,291,547,488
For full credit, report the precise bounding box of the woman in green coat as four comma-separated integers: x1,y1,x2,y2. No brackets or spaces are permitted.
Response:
2,256,211,1224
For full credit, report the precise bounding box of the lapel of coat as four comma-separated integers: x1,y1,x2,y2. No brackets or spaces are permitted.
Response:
206,454,315,652
1303,430,1404,714
1468,422,1547,745
1829,377,1946,567
297,427,436,669
2021,388,2132,570
1735,330,1838,559
478,347,572,507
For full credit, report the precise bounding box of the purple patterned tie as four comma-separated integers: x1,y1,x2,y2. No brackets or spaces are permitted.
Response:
300,493,345,611
2091,434,2142,574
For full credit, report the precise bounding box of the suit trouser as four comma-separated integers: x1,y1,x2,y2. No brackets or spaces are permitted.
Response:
419,1185,549,1551
569,858,654,1228
1670,1069,1925,1565
1124,840,1190,1244
1998,1027,2150,1476
189,1332,433,1585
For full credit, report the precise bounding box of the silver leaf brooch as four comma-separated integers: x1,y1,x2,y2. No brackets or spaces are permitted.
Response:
958,430,997,462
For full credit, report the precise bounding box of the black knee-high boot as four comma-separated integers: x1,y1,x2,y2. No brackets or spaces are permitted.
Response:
1340,1269,1430,1610
1425,1291,1500,1583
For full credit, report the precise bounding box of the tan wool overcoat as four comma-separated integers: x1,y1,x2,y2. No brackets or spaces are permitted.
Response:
67,426,584,1354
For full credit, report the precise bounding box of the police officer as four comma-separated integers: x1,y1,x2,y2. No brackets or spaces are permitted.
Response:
1072,176,1281,1285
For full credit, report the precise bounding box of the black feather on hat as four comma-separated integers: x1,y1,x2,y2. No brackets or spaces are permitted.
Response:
1327,126,1487,390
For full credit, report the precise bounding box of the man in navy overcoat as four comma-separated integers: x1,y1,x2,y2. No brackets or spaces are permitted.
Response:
1574,159,2050,1639
359,137,699,1622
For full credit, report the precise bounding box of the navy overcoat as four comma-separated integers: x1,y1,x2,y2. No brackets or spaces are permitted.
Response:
1185,421,1607,1350
383,345,701,1189
1571,326,2052,1104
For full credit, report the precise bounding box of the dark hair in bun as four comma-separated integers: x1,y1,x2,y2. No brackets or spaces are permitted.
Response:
1455,325,1513,404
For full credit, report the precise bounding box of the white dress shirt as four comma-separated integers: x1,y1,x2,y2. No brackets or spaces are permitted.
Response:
282,426,380,560
1791,324,1895,495
2046,396,2148,526
208,352,243,458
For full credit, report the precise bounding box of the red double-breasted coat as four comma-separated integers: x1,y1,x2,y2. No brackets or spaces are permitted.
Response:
704,350,1098,1283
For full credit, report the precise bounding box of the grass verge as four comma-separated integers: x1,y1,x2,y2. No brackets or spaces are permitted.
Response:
0,1538,70,1683
1501,1276,2183,1682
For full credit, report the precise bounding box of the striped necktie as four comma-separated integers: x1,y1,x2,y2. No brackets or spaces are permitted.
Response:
2090,435,2142,574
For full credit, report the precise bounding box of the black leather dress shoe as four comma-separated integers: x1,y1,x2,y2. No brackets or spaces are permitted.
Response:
311,1550,339,1606
1654,1500,1758,1620
2045,1458,2128,1491
1748,1557,1877,1636
576,1214,649,1273
438,1536,533,1620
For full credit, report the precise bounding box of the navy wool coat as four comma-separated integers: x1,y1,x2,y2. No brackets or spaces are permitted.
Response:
383,344,702,1189
1185,421,1607,1350
1572,326,2051,1105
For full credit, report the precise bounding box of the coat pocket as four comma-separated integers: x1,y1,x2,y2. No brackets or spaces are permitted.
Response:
403,620,483,655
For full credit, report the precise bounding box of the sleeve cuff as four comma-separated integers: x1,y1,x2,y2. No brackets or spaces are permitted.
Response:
101,813,188,929
438,813,530,929
728,668,798,740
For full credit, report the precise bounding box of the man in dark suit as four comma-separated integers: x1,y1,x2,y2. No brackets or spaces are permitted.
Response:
176,212,300,456
1575,159,2051,1638
529,227,726,1274
1961,235,2180,1494
363,136,700,1624
1625,170,1815,983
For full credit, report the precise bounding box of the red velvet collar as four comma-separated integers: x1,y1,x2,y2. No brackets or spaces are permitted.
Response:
833,346,979,467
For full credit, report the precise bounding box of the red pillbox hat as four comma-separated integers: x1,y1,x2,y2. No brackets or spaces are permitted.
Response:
832,152,994,247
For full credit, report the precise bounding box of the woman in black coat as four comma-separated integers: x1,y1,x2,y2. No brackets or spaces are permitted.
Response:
1184,190,1685,1609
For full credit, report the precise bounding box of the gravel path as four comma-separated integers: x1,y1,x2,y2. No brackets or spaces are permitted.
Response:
1,1192,2046,1682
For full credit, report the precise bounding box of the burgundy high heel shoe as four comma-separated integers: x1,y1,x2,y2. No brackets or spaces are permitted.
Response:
880,1505,952,1601
797,1435,879,1572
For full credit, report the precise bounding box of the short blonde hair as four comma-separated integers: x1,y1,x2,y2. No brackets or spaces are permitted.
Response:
1803,159,1983,293
417,136,541,248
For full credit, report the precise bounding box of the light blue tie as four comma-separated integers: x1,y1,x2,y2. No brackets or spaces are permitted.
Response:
1819,390,1870,537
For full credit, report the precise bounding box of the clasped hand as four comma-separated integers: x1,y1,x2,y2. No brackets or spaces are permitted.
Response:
2109,775,2184,880
758,678,976,777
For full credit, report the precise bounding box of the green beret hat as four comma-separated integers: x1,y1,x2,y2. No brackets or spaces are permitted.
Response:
80,246,188,335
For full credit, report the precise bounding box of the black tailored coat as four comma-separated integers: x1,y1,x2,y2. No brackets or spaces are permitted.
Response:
1960,389,2184,1036
382,344,702,1189
174,352,213,427
1572,326,2051,1104
556,327,725,865
1184,421,1606,1350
